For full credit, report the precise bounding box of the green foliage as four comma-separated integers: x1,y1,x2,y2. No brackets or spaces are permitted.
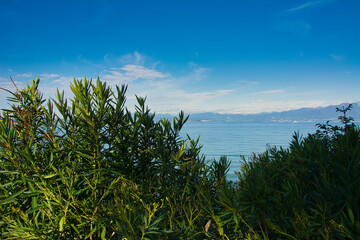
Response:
237,104,360,239
0,77,235,239
1,77,359,239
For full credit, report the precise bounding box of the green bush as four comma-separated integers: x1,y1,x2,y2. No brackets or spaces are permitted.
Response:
1,77,359,239
235,104,360,239
0,78,237,239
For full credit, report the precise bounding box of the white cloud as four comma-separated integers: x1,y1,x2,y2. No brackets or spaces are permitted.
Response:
101,63,232,114
0,76,24,90
0,67,353,116
15,72,33,78
181,90,232,100
51,76,74,85
140,87,234,114
2,49,354,115
216,90,233,95
283,1,322,13
99,61,235,114
194,67,210,81
102,70,127,82
104,51,146,66
238,80,258,85
102,65,167,84
133,51,142,64
189,62,210,81
281,0,336,14
248,89,287,96
40,73,60,80
121,65,167,79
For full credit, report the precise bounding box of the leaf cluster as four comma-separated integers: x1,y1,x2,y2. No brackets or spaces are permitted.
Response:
1,77,359,239
0,78,243,239
235,104,360,239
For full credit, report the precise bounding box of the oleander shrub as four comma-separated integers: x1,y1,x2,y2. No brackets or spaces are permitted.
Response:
236,104,360,239
0,78,237,239
1,77,359,239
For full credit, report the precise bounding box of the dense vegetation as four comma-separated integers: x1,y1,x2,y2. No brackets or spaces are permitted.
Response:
0,78,359,239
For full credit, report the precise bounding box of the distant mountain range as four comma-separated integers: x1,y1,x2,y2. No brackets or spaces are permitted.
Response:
156,102,360,123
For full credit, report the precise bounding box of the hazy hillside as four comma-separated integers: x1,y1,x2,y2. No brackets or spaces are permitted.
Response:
157,102,360,123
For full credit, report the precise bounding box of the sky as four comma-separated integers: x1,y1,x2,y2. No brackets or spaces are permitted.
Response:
0,0,359,114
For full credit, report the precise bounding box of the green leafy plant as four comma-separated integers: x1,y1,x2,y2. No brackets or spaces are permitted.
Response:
0,77,235,239
1,77,359,239
236,104,360,239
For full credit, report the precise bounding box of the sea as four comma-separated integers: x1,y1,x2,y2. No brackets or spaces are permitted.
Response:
180,121,319,181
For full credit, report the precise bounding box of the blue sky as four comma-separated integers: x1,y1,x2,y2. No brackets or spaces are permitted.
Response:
0,0,359,114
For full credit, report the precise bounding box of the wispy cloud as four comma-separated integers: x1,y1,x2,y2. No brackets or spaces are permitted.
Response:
281,0,335,14
1,46,353,115
140,87,234,114
216,90,233,95
188,62,211,82
121,65,167,79
15,72,33,78
102,65,166,83
0,77,17,91
51,76,74,84
40,73,60,80
283,1,322,13
248,89,287,96
238,80,258,85
95,61,232,114
104,51,146,66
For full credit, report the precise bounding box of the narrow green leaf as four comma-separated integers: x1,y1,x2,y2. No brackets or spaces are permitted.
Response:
59,216,65,232
85,225,97,239
101,226,107,240
0,188,26,205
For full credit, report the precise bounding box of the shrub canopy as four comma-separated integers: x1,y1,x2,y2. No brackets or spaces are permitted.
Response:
0,78,359,239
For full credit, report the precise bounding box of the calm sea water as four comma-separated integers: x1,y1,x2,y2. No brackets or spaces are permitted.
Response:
180,121,319,180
